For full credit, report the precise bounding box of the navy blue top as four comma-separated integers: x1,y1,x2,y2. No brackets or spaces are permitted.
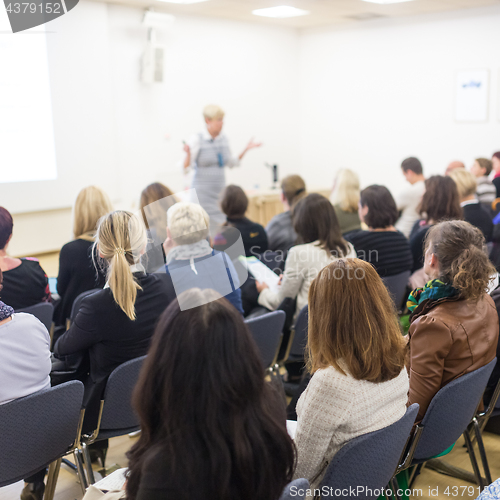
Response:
165,249,244,315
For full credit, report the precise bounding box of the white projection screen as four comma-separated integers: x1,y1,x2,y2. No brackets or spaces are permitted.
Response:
0,9,58,184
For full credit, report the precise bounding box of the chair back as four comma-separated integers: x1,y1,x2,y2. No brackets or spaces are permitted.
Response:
319,404,419,499
279,478,310,500
382,270,411,310
245,311,285,370
0,381,84,487
16,302,54,332
413,358,496,461
70,289,100,322
98,356,146,438
289,305,308,361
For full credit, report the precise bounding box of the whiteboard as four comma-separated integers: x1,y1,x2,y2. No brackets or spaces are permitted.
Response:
455,69,489,123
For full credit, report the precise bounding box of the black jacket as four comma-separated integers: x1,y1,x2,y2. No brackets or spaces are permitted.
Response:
462,203,493,243
54,272,176,430
55,239,106,326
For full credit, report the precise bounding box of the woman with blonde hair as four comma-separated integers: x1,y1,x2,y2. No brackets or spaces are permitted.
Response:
183,104,261,232
330,169,361,236
54,186,113,326
54,210,176,434
293,258,409,489
139,182,177,272
449,168,493,242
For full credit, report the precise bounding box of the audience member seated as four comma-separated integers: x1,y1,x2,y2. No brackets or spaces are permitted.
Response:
54,186,112,327
139,182,177,273
293,258,408,490
471,158,497,208
54,210,176,434
485,284,500,407
0,269,52,500
0,207,50,310
163,202,244,314
449,168,493,242
407,220,499,423
409,176,462,275
492,152,500,198
345,185,413,277
445,160,465,176
330,169,361,236
213,184,268,257
256,193,355,322
266,175,306,253
395,157,426,238
125,288,295,500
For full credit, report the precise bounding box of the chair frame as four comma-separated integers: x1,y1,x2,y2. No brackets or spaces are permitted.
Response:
395,361,498,492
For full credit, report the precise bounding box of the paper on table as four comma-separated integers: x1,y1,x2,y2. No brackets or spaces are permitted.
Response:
286,419,297,440
92,468,127,492
238,256,280,294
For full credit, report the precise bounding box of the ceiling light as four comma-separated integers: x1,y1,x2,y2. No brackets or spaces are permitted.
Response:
155,0,209,4
252,6,310,18
361,0,414,4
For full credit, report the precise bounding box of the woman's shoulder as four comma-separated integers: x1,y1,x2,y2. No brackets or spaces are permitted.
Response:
61,238,93,254
15,258,47,276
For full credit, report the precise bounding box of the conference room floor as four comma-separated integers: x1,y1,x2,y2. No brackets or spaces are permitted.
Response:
3,254,499,499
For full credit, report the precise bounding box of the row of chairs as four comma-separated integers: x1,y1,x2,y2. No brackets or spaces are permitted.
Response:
0,354,311,500
3,357,498,499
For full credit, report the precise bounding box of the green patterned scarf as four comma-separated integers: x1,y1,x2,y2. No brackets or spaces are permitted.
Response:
407,279,459,313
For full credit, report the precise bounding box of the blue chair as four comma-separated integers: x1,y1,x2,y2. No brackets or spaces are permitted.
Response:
288,305,308,363
318,404,419,500
16,302,54,332
79,356,146,484
382,270,411,312
0,381,85,500
279,478,310,500
398,358,497,490
245,311,285,371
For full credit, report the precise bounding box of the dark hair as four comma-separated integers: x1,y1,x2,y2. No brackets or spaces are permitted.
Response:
419,175,462,223
281,175,306,207
293,193,348,256
401,157,423,175
126,289,295,500
493,152,500,161
476,158,493,176
220,185,248,219
425,221,496,300
139,182,176,241
359,185,398,229
0,207,13,250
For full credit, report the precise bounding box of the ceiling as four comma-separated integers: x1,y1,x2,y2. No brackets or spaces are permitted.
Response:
93,0,500,29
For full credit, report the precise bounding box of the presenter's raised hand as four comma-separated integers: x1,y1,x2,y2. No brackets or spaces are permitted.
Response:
239,137,262,160
245,137,262,151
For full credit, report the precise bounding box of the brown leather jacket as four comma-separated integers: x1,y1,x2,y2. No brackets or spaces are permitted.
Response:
407,293,499,422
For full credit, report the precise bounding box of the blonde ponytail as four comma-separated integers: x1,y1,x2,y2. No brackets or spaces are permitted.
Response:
95,211,146,320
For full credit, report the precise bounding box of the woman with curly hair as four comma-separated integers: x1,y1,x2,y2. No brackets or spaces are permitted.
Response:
407,220,499,423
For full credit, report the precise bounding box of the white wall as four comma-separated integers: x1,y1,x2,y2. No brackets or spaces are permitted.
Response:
298,5,500,197
6,1,301,255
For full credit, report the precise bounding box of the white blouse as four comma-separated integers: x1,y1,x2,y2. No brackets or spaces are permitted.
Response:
257,240,356,321
294,365,409,489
